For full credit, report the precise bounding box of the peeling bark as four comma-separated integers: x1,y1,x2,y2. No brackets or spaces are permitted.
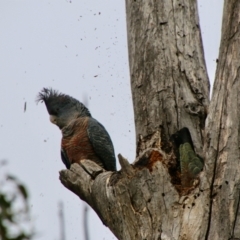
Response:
60,142,208,239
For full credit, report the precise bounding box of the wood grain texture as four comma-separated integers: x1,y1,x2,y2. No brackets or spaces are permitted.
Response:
204,1,240,239
60,143,208,239
126,0,209,156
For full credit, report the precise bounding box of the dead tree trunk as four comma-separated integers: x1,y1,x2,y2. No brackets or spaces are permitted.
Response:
59,1,240,239
204,1,240,239
126,0,209,156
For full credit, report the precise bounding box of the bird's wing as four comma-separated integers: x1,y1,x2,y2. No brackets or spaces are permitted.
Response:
171,127,204,187
87,118,116,171
179,142,203,177
61,148,71,169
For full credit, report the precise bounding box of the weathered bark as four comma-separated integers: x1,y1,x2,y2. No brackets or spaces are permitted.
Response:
204,1,240,239
126,0,209,157
59,0,240,239
60,151,209,239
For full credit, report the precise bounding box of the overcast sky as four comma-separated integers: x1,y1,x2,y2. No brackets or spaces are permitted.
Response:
0,1,223,239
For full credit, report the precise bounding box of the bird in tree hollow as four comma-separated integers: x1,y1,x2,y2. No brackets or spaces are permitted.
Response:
37,88,116,171
171,127,203,186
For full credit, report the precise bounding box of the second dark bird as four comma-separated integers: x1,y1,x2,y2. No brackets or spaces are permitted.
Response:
171,127,203,186
37,88,116,171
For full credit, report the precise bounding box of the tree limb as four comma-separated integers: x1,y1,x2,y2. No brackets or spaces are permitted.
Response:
60,139,209,239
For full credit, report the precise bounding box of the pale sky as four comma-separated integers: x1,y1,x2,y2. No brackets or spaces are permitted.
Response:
0,1,223,239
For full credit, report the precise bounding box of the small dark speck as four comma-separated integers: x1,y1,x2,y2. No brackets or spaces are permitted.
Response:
44,139,47,142
183,204,185,209
94,75,98,78
99,12,101,15
192,203,195,207
65,45,67,48
162,193,165,197
219,185,222,189
225,181,229,185
24,102,27,112
160,21,167,25
211,192,217,198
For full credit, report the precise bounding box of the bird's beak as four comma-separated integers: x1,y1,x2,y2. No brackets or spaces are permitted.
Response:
50,115,57,125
